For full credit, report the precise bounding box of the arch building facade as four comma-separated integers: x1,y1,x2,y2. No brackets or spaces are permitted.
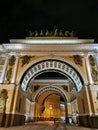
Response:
0,37,98,128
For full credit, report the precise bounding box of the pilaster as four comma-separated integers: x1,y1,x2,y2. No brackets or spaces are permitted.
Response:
84,85,92,114
11,54,20,83
0,56,9,83
84,53,93,85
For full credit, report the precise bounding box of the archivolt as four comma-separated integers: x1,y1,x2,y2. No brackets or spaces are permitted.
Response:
33,85,68,102
21,59,83,92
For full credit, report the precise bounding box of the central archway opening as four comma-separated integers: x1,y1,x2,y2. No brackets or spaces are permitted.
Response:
35,71,67,80
35,90,66,122
25,70,79,123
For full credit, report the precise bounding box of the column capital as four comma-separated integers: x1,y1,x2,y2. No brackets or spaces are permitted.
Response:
83,53,89,59
9,52,20,57
15,53,21,58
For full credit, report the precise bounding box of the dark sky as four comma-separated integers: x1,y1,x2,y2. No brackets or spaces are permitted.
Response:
0,0,98,44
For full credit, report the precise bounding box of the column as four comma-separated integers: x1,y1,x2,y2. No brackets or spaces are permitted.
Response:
84,85,92,114
0,56,9,83
95,53,98,66
30,102,36,121
25,98,31,122
11,54,19,83
84,53,93,85
84,54,93,113
95,53,98,82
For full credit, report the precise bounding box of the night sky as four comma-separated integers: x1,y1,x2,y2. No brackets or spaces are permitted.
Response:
0,0,98,44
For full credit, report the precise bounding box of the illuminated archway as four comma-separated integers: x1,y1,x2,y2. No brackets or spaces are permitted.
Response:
21,59,84,92
34,85,68,102
34,85,68,121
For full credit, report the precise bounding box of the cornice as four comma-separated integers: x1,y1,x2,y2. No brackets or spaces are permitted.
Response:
9,38,94,44
2,43,98,53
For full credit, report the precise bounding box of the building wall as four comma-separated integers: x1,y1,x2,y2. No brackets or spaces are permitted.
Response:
0,38,98,127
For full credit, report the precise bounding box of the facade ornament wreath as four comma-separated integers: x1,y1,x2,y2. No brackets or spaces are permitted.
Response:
72,55,83,66
21,55,32,67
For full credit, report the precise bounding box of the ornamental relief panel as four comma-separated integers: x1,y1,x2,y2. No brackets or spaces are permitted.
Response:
89,55,96,66
9,55,16,66
61,85,68,92
17,55,83,80
16,55,35,81
71,55,83,66
68,55,85,77
21,55,32,67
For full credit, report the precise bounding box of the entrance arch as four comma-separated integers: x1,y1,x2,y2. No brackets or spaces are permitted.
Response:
20,59,84,92
21,58,84,123
34,85,68,102
33,85,68,122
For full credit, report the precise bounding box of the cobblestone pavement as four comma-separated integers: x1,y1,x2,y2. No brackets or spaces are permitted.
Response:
0,122,98,130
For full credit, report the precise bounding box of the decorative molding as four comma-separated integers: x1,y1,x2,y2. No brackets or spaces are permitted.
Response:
9,55,16,66
61,85,68,92
34,85,40,92
67,103,71,106
21,55,32,67
5,112,25,115
2,42,97,53
72,55,83,66
92,113,98,116
21,59,83,92
33,85,68,102
79,113,93,116
89,55,95,66
31,79,69,84
90,85,98,90
0,84,16,88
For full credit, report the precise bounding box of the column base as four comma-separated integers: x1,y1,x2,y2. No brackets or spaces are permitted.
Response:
0,113,25,127
66,117,72,124
79,115,98,128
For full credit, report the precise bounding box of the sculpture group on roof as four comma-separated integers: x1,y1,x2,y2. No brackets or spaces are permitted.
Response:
27,27,75,37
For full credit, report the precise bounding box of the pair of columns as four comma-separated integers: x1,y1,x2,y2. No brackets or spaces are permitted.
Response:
0,55,19,84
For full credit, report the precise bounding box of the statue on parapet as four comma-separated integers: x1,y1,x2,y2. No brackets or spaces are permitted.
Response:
45,29,50,37
27,28,75,37
40,30,44,37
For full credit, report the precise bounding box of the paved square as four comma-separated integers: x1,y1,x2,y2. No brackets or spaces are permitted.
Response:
0,122,98,130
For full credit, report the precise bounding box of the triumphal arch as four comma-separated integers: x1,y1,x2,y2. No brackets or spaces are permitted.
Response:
0,31,98,128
